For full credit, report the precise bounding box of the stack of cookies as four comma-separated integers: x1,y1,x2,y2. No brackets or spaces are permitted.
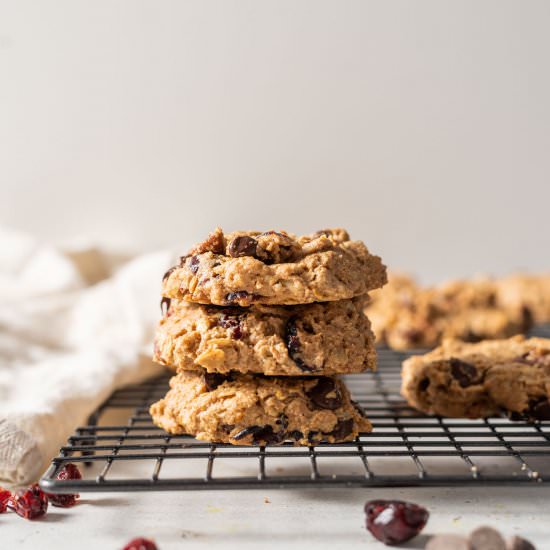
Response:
150,228,387,446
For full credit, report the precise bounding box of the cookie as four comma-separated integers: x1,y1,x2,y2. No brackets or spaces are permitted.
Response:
150,371,372,445
155,298,376,376
366,275,532,350
497,274,550,323
162,228,387,306
401,336,550,420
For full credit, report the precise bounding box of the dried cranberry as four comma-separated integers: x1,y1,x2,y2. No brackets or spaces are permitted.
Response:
189,255,200,274
228,236,258,258
0,488,11,513
306,378,343,410
364,499,429,545
45,463,82,508
122,538,158,550
9,484,48,520
219,311,243,339
285,317,314,372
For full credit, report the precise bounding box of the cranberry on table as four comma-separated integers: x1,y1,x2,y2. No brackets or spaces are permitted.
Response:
9,484,48,520
364,499,429,545
45,463,82,508
122,538,158,550
0,487,12,513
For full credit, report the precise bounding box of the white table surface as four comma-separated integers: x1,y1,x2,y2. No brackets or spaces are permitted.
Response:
3,484,549,549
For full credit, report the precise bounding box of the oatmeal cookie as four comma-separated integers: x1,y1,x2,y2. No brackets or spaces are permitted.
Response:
163,228,387,306
401,336,550,420
155,298,376,376
497,274,550,323
366,276,532,350
150,371,372,445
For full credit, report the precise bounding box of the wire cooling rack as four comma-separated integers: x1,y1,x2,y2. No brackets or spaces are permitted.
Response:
40,326,550,493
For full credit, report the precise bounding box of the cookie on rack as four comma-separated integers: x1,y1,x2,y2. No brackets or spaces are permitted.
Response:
150,371,371,445
155,298,376,376
401,336,550,420
365,275,532,350
163,228,387,306
497,273,550,323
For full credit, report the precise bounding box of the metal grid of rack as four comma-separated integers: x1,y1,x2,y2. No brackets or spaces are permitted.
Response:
40,326,550,493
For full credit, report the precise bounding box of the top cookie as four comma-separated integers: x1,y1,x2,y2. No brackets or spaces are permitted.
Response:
162,228,387,306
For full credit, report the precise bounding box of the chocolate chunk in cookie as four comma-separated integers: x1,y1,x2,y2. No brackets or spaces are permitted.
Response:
227,236,258,258
449,358,480,387
306,378,343,410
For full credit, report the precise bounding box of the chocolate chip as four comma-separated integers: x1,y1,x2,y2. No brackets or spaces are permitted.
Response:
232,426,261,440
528,397,550,421
232,425,283,445
521,306,534,330
189,255,200,274
162,266,176,281
306,378,343,410
468,525,506,550
449,358,479,388
253,425,285,445
307,431,320,444
463,330,483,343
507,535,536,550
285,317,315,372
329,419,354,439
228,236,258,258
287,430,304,441
276,414,289,430
418,378,430,392
203,373,227,391
352,400,367,418
225,290,257,304
508,410,524,421
220,424,235,434
160,297,171,316
401,328,424,346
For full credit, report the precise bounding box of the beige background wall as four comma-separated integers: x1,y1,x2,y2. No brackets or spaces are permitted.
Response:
1,1,549,282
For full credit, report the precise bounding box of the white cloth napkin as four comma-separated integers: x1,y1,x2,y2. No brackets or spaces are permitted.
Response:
0,227,176,485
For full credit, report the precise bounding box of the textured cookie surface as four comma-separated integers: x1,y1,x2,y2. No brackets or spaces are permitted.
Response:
155,298,376,376
163,228,387,306
401,336,550,420
366,275,532,350
150,371,371,445
497,274,550,323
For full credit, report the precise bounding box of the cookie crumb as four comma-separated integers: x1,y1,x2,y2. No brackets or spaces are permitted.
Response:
264,497,271,504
